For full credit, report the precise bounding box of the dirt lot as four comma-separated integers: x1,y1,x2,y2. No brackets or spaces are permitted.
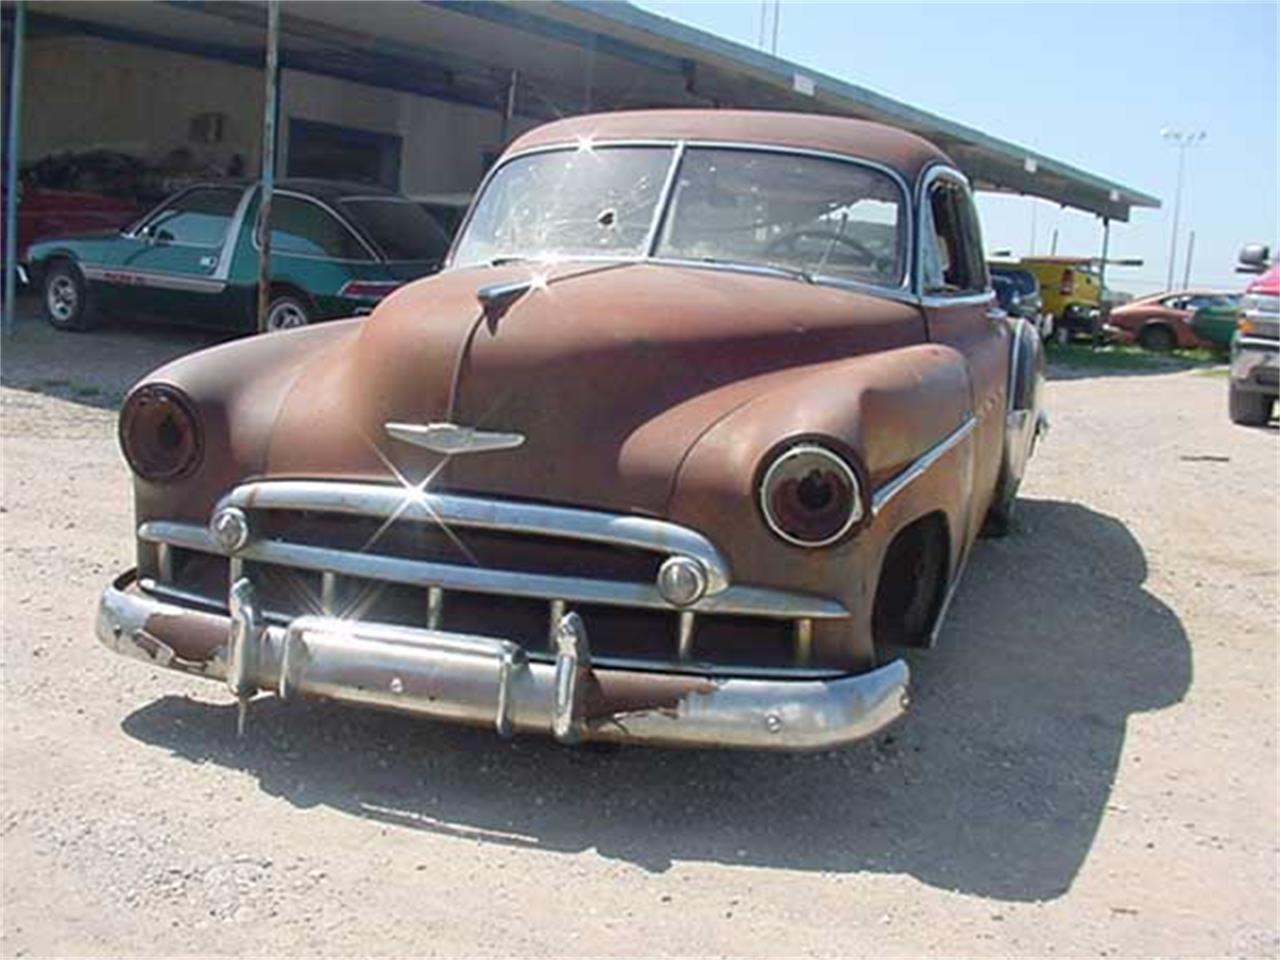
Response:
2,311,1276,958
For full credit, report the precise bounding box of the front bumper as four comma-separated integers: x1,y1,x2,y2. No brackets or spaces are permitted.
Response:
97,571,909,751
1231,336,1279,395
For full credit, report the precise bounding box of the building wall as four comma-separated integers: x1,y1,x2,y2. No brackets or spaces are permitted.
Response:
21,33,534,195
23,35,264,176
280,69,535,195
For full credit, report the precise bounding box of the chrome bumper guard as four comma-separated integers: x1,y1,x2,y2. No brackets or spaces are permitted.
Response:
98,572,909,751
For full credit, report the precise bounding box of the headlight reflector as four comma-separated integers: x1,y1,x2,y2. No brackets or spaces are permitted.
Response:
759,444,862,547
119,384,202,482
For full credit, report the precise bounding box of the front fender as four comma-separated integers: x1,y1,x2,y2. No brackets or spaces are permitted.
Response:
128,319,366,528
666,343,975,669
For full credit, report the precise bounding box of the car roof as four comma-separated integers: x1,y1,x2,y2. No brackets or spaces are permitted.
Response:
187,178,405,203
507,110,952,183
277,179,404,203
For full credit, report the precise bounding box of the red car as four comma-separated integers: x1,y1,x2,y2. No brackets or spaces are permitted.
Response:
1106,289,1239,351
9,186,142,283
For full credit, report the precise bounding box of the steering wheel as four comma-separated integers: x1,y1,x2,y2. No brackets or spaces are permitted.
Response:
763,228,879,266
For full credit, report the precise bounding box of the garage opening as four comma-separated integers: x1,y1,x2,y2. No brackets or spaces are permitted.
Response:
286,118,402,190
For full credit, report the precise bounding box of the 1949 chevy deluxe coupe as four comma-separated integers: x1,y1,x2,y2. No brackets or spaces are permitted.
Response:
97,111,1046,751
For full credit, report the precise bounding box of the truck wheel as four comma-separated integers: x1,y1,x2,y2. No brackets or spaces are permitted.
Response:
42,261,97,332
982,470,1017,537
1139,324,1176,352
1229,384,1274,426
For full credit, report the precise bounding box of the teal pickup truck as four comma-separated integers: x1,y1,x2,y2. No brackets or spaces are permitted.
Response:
21,179,450,332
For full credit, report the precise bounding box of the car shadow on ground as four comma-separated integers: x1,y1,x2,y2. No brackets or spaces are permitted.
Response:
0,298,231,411
121,498,1191,903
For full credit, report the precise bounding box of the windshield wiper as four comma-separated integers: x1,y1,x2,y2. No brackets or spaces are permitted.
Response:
488,255,532,267
695,257,815,285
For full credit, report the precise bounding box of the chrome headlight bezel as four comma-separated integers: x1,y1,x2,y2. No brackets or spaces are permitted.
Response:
757,441,866,548
118,383,203,483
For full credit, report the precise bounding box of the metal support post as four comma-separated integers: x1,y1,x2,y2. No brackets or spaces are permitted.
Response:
255,0,280,333
3,0,26,337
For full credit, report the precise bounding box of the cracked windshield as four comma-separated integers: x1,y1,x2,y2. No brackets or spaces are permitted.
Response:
452,145,675,265
454,144,904,288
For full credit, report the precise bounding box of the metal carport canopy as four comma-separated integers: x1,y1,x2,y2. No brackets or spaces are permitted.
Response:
549,1,1160,222
13,0,1159,222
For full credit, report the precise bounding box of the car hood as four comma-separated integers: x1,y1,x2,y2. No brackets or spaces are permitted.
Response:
25,230,127,256
262,260,925,516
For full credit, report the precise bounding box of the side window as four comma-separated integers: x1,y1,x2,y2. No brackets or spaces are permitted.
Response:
145,188,241,246
269,196,370,260
921,177,986,294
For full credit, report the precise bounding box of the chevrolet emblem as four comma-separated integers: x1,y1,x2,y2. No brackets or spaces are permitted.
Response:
384,421,525,455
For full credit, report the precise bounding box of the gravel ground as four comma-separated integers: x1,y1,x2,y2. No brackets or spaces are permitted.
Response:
1,311,1276,958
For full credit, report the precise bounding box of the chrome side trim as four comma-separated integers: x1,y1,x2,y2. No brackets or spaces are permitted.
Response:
870,415,977,517
215,480,732,594
138,521,848,620
80,265,226,294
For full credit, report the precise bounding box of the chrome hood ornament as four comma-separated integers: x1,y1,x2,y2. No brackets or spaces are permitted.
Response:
385,421,525,455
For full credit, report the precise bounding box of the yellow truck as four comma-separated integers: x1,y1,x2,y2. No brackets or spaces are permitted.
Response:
993,257,1102,342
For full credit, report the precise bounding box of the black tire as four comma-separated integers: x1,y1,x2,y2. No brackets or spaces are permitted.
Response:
42,260,97,332
982,472,1017,537
1138,324,1176,353
1229,384,1274,426
263,292,312,332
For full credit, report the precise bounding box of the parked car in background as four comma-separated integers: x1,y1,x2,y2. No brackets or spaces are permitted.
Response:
990,263,1052,339
1228,247,1278,425
22,179,448,332
1106,290,1238,351
8,185,142,270
1010,256,1102,342
96,110,1047,751
411,192,473,243
1190,300,1242,350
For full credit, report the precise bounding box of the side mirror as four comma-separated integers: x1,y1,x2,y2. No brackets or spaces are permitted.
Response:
1237,243,1271,274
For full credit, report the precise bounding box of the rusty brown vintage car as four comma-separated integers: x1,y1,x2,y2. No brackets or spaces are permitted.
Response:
97,111,1046,750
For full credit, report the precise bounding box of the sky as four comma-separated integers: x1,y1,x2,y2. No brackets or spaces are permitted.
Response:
634,1,1278,296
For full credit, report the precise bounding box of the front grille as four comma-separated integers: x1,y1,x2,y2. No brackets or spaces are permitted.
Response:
261,512,661,583
137,482,847,676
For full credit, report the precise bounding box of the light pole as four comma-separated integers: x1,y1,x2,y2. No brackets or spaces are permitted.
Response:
1161,128,1205,290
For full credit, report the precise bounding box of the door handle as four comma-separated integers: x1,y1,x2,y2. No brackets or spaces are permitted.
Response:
198,255,217,269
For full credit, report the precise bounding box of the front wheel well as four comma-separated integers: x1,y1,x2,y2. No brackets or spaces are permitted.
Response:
872,511,950,652
267,281,314,308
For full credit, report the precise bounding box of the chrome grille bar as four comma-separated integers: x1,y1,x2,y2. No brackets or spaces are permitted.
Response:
139,521,848,620
215,480,732,594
